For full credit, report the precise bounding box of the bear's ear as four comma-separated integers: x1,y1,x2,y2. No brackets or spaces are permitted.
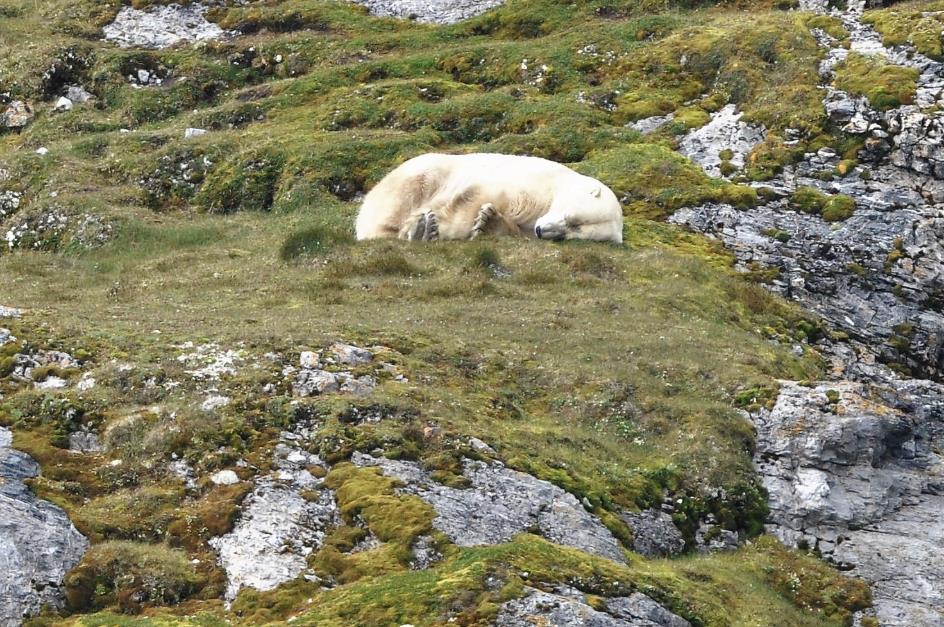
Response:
590,186,602,198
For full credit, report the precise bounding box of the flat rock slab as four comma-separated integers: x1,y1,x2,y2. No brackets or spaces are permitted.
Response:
103,4,224,49
350,0,505,24
353,452,626,563
0,427,88,625
495,587,690,627
210,444,338,600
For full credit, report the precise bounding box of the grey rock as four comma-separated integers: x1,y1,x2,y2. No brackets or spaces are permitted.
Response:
293,369,340,396
68,431,102,454
350,0,505,24
64,86,93,103
201,393,230,412
671,2,944,622
103,4,225,49
210,469,240,486
0,427,88,625
0,328,14,347
678,104,766,178
694,523,739,553
606,593,692,627
339,374,376,395
353,453,626,562
299,350,321,369
184,127,207,139
0,306,20,319
35,376,67,390
468,436,496,454
495,587,690,627
620,508,685,557
629,113,675,135
0,191,21,222
409,535,443,570
169,459,197,490
327,342,373,365
53,97,73,112
669,196,944,379
1,101,33,131
9,349,79,383
210,444,338,600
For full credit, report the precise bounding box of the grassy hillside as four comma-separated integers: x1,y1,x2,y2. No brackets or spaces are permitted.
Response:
0,0,873,624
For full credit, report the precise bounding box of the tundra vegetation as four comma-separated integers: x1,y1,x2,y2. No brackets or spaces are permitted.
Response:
0,0,877,624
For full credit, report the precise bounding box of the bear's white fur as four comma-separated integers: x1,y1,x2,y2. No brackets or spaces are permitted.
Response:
355,153,623,243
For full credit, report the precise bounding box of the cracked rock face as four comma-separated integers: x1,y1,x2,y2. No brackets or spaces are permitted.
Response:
353,452,626,563
495,586,691,627
349,0,505,24
677,104,766,178
755,380,944,626
620,509,685,558
209,443,339,600
103,4,225,49
0,427,89,625
669,194,944,380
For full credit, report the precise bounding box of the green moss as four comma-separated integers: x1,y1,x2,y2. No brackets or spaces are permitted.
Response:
804,15,849,42
746,134,805,181
577,143,756,219
194,148,286,214
864,0,944,60
884,237,905,271
65,541,205,613
762,227,791,243
821,195,856,222
289,534,868,626
789,187,856,221
325,462,435,545
74,487,184,542
734,384,779,411
833,52,919,110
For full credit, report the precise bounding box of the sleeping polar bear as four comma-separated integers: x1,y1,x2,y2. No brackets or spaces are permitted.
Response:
354,153,623,243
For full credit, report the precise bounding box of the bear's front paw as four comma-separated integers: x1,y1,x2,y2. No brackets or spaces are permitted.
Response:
422,211,439,241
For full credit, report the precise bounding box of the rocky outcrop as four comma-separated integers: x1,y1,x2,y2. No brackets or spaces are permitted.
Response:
290,343,398,397
671,1,944,623
0,427,88,625
888,106,944,179
349,0,505,24
209,443,338,600
103,4,225,49
352,452,627,563
495,586,690,627
677,104,766,178
669,193,944,379
754,379,944,626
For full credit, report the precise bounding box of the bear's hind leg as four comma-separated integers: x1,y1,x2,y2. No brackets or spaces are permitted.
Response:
470,203,497,240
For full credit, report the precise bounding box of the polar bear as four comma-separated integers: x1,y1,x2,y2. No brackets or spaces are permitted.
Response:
354,153,623,243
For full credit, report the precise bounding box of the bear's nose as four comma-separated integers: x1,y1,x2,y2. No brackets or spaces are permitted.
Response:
535,225,543,238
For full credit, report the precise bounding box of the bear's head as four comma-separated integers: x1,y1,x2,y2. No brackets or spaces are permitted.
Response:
534,177,623,243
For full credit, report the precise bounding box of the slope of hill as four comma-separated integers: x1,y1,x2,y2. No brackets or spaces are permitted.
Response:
1,0,940,625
